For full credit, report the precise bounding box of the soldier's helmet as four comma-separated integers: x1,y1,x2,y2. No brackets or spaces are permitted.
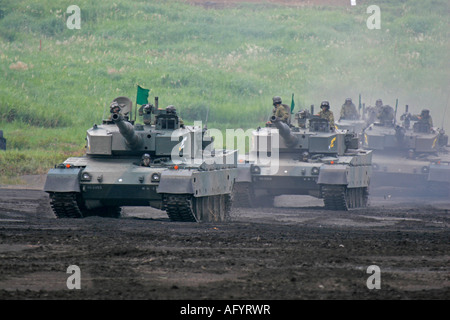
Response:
141,153,151,166
345,98,352,104
166,105,176,114
302,151,310,161
272,96,282,105
166,105,177,114
421,109,430,116
320,101,330,109
110,101,121,113
376,99,383,107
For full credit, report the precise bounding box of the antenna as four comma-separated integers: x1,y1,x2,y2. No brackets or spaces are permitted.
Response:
441,92,449,129
394,98,398,125
204,107,210,130
358,93,362,112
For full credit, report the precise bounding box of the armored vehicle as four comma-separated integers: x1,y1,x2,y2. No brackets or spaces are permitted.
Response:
44,96,238,222
363,105,449,195
233,107,373,210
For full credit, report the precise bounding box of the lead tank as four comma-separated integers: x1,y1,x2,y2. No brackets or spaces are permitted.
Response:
363,105,449,196
234,107,373,210
44,96,238,222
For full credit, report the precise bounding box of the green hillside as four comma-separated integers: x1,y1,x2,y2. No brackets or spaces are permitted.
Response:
0,0,449,182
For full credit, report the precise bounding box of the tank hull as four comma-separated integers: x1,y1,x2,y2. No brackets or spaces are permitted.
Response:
363,119,450,196
45,153,238,222
234,147,372,210
370,151,450,196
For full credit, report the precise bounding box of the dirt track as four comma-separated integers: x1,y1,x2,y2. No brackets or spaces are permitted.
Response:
0,185,449,301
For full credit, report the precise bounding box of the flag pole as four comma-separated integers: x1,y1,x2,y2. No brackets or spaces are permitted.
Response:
290,93,295,114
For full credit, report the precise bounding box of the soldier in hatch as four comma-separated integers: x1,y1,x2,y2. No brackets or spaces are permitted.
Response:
271,96,290,123
340,98,359,120
318,101,335,131
377,105,395,126
411,109,433,127
365,99,384,125
107,101,121,121
140,153,151,167
166,105,185,128
138,103,153,125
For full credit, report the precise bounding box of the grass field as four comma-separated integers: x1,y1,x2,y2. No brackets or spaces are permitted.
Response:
0,0,449,182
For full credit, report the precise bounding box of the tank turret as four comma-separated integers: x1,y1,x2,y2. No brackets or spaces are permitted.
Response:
112,113,143,149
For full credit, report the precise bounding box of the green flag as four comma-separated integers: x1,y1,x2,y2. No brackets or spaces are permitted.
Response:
290,93,295,114
136,85,150,105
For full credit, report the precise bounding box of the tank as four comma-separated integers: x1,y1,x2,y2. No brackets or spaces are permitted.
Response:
44,96,238,222
363,105,450,196
233,106,373,210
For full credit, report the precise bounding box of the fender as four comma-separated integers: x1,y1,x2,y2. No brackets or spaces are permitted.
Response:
235,163,252,183
158,169,235,196
428,162,450,183
157,170,194,194
317,164,348,185
44,168,82,192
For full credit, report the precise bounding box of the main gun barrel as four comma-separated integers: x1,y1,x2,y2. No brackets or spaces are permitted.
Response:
112,113,143,149
270,116,299,148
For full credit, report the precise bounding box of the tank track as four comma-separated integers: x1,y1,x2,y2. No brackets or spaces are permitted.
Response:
49,192,122,218
164,195,197,222
163,194,232,222
49,192,84,218
322,186,368,211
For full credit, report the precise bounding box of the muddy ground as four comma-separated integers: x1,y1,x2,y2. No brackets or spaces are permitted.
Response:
0,180,449,302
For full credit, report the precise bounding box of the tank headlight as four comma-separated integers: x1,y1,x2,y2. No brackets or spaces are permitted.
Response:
81,172,91,181
250,165,261,174
421,166,429,174
311,167,320,175
151,173,161,182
